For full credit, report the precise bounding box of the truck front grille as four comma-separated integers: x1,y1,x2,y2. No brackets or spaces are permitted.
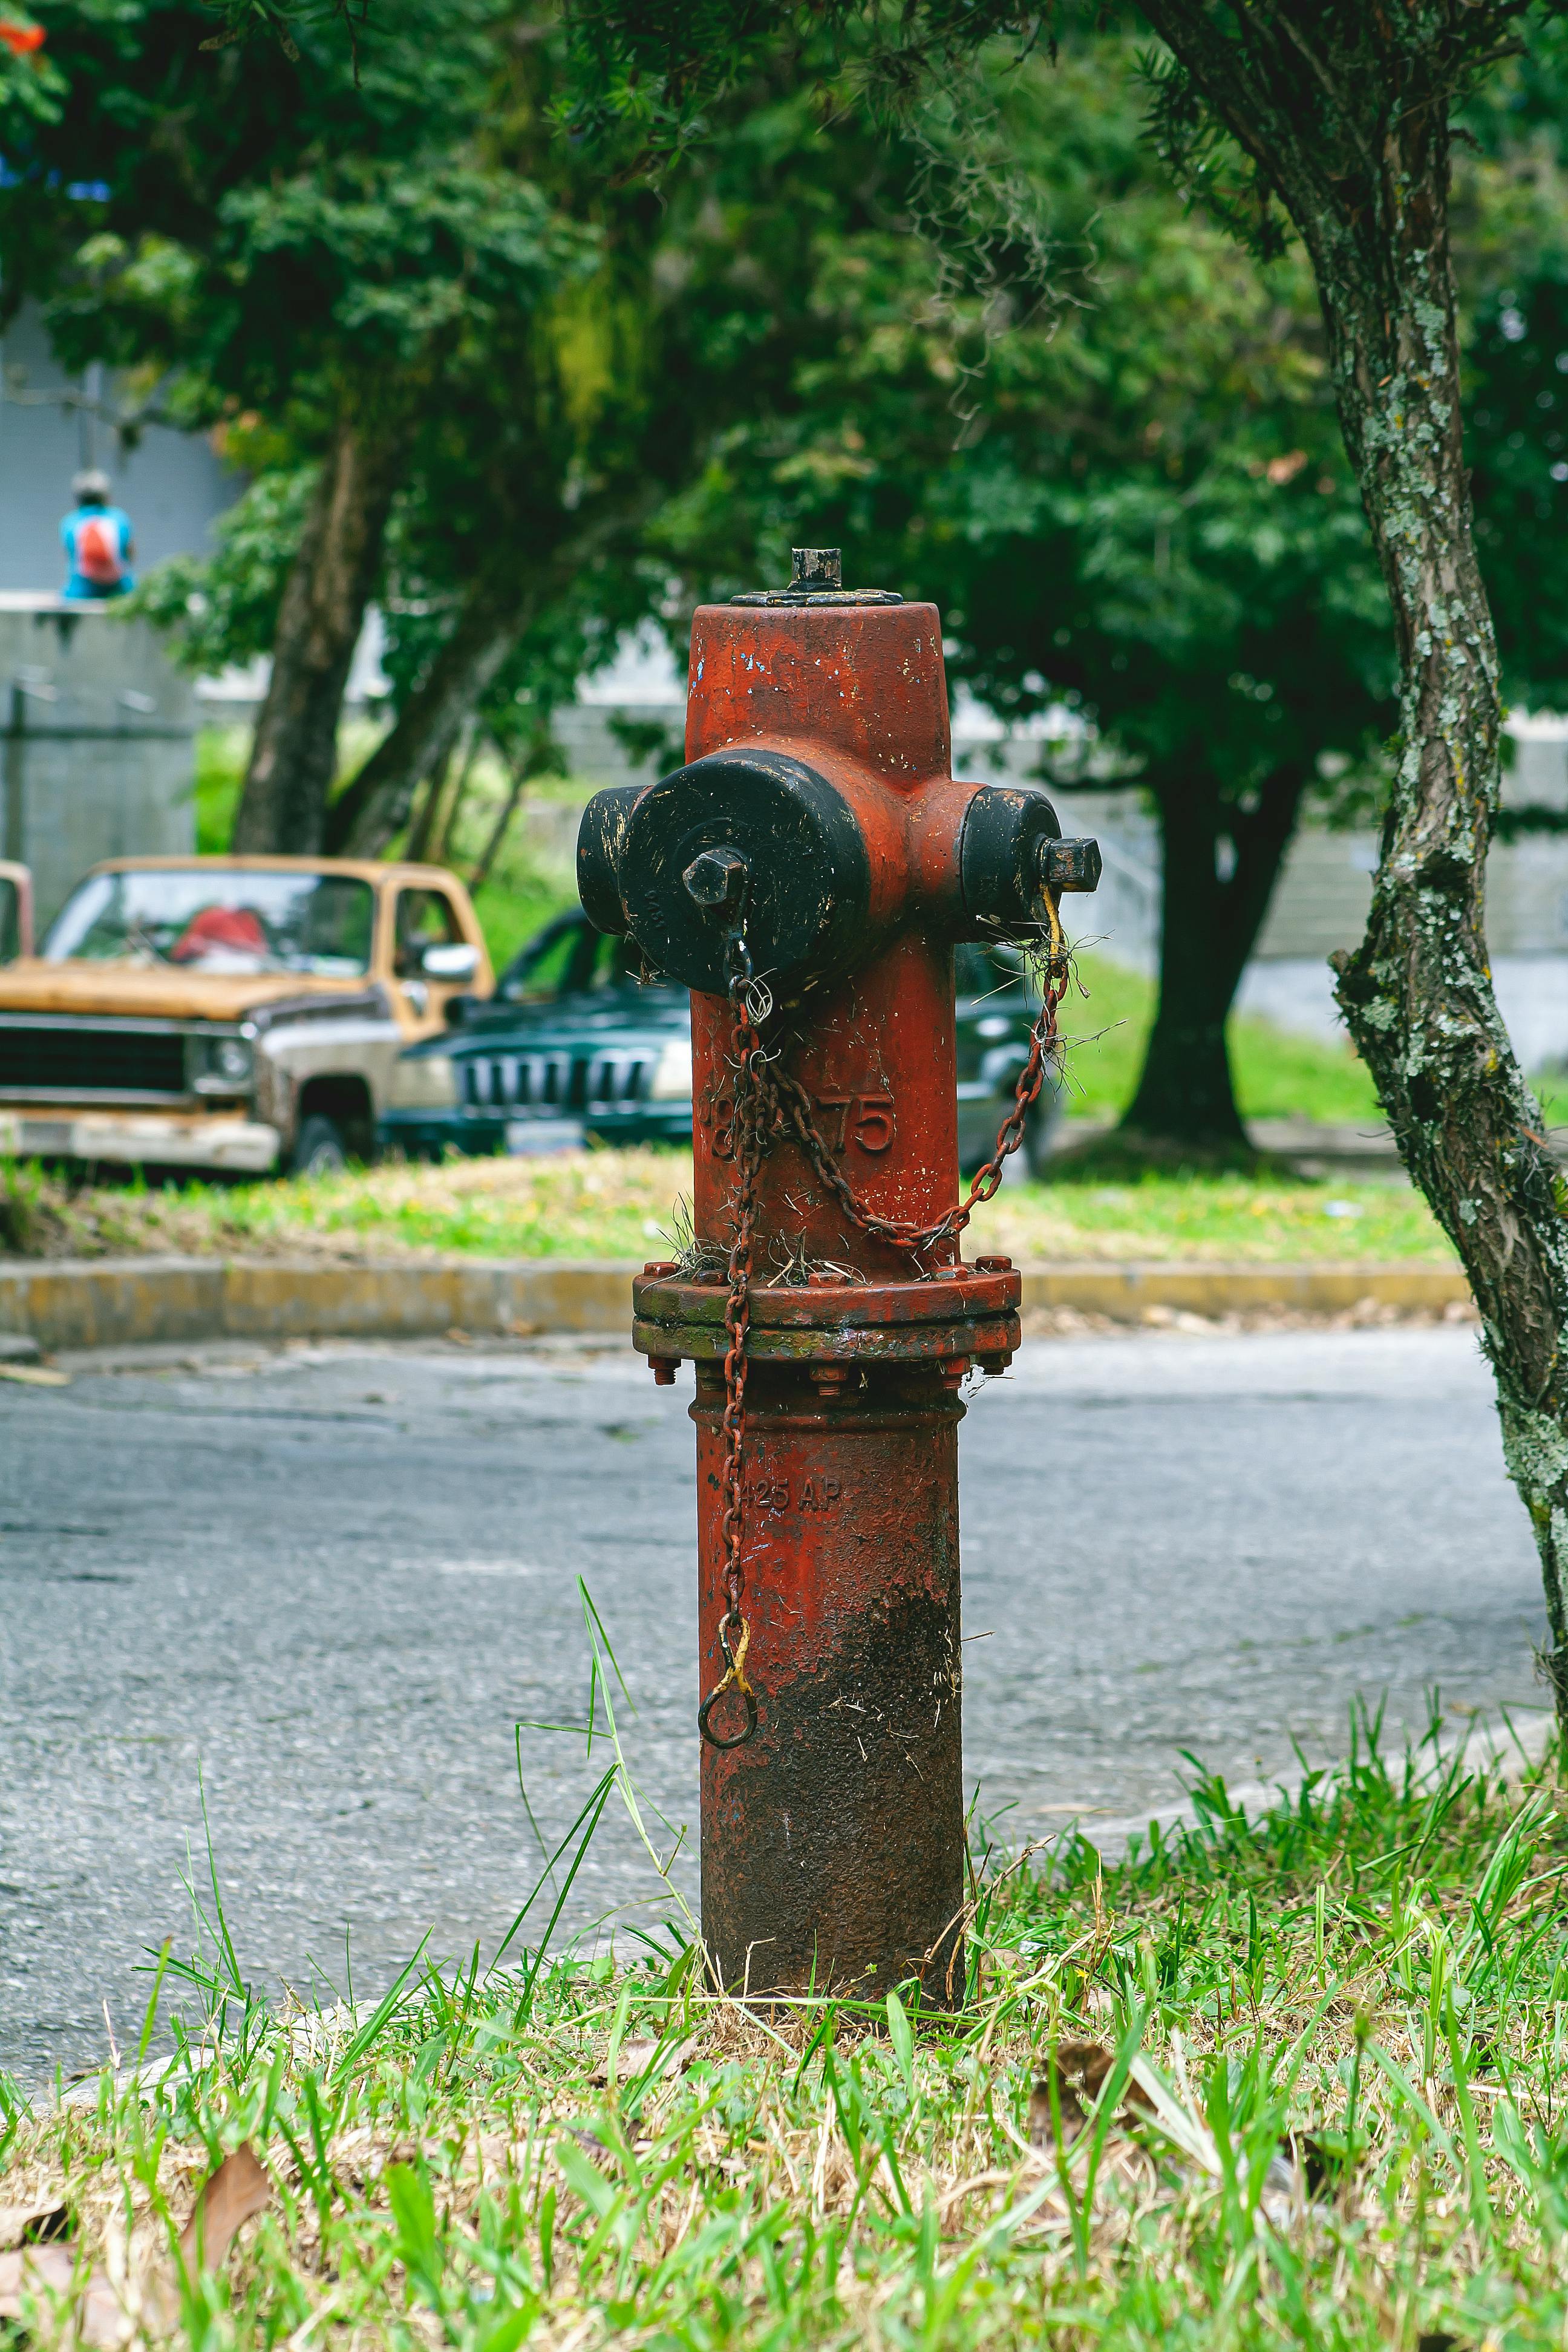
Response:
460,1049,651,1116
0,1023,188,1097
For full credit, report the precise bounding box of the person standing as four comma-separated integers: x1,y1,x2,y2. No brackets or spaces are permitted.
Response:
60,471,135,599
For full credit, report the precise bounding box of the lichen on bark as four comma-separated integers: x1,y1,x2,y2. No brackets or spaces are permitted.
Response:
1140,0,1568,1725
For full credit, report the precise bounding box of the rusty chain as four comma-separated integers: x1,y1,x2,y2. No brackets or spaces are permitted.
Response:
696,893,1072,1750
697,929,769,1750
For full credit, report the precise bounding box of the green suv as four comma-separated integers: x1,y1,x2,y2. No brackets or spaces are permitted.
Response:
379,910,1059,1169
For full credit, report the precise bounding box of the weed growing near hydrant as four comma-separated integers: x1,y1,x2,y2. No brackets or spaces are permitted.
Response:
4,1713,1567,2347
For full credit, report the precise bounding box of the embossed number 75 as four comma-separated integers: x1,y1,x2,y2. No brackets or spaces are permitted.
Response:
814,1094,895,1154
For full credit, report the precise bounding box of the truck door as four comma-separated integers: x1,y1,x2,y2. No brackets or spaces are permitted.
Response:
390,886,480,1034
0,863,33,962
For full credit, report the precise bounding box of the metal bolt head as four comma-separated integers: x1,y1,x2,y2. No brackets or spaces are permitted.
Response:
649,1356,679,1386
790,547,842,593
1039,836,1103,895
682,846,749,912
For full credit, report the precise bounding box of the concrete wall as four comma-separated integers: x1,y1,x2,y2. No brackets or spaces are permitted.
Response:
0,598,196,929
1237,718,1568,1059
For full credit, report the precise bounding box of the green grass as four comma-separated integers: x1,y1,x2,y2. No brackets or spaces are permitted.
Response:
0,1146,1457,1265
985,1166,1452,1264
194,725,249,854
6,1699,1567,2349
1064,956,1379,1128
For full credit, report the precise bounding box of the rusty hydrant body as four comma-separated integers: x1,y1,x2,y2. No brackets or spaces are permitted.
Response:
578,558,1097,2003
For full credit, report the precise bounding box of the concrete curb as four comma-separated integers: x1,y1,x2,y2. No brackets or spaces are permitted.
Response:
1019,1261,1468,1318
0,1253,1470,1354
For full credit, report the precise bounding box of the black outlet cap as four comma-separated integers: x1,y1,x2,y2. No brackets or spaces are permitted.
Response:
618,749,871,995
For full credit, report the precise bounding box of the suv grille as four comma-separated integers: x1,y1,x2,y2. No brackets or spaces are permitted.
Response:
461,1049,652,1116
0,1024,188,1097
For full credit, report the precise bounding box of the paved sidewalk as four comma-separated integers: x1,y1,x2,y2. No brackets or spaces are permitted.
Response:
0,1324,1547,2085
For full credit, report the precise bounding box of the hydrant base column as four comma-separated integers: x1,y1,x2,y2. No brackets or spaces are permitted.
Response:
692,1367,967,2004
589,573,1085,2018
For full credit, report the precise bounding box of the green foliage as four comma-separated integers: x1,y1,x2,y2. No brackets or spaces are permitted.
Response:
640,34,1391,814
1461,50,1568,714
195,0,367,66
8,2,762,831
131,469,315,675
0,14,61,157
4,0,664,809
1062,954,1382,1126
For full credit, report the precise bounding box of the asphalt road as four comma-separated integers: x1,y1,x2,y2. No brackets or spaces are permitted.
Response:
0,1322,1549,2086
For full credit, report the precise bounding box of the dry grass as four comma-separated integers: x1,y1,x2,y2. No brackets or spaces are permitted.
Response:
4,1711,1568,2349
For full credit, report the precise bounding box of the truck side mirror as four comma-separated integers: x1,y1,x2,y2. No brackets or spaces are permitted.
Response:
421,941,480,981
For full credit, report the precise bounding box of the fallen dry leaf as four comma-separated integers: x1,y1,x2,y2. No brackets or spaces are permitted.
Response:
0,2205,68,2252
0,2243,124,2347
587,2034,696,2087
1028,2041,1155,2151
176,2143,272,2274
0,2143,272,2345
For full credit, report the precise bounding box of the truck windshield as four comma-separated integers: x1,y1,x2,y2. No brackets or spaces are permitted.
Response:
43,871,375,976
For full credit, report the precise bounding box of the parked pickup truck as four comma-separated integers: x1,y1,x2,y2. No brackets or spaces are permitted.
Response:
0,856,492,1175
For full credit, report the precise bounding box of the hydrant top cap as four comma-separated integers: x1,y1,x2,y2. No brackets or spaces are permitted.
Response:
733,546,903,609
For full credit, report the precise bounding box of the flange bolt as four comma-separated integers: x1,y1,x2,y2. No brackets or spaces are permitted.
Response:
683,846,750,915
1037,837,1103,894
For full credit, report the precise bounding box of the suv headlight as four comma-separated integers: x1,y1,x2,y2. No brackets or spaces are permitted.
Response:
648,1037,693,1101
189,1031,255,1096
391,1052,459,1111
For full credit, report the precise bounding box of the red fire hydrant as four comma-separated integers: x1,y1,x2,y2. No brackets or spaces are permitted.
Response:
578,552,1099,2003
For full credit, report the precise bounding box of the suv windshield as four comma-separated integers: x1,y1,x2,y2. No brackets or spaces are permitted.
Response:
44,870,375,976
500,913,650,1001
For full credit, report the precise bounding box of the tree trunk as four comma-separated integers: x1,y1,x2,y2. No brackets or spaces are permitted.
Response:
232,418,404,854
325,577,528,856
469,746,532,892
403,743,455,866
325,490,663,857
1143,3,1568,1722
1123,765,1306,1148
434,722,481,864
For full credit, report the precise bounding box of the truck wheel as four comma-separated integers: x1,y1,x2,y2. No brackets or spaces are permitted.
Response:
290,1114,348,1177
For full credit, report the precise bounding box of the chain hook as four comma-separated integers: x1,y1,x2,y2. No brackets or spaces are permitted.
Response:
699,1610,758,1749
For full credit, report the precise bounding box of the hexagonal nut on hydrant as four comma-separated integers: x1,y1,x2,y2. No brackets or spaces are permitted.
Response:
1038,837,1103,894
683,846,750,915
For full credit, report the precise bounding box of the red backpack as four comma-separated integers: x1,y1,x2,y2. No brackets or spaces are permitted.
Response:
75,514,123,586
